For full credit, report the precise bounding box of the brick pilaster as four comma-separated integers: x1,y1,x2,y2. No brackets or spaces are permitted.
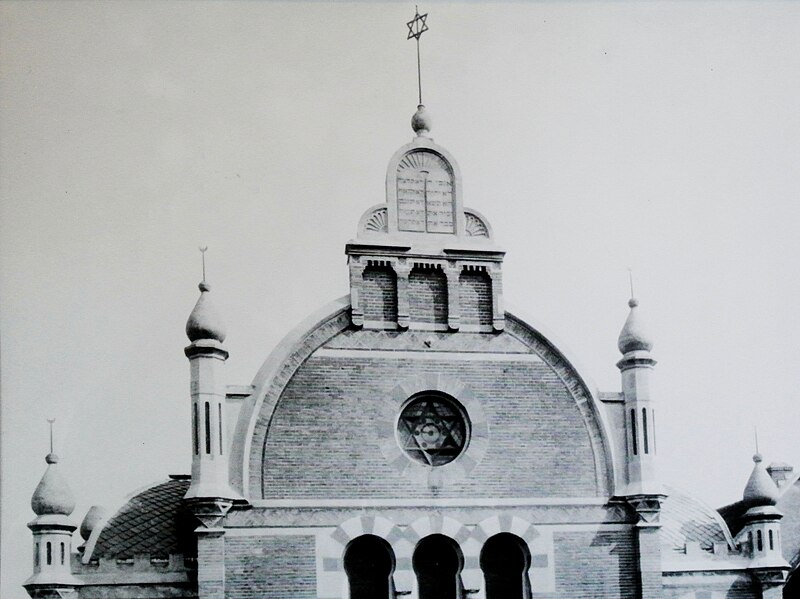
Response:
395,261,411,329
626,495,665,599
635,523,662,598
349,260,365,327
488,266,504,331
445,263,461,331
197,527,226,599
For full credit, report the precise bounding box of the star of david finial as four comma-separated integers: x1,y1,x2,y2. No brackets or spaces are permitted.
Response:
407,6,429,105
407,6,429,40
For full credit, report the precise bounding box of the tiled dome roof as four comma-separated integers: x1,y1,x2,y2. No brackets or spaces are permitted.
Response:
89,478,194,560
660,485,733,552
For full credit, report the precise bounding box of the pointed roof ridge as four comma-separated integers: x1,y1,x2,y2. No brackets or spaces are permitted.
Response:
743,453,780,507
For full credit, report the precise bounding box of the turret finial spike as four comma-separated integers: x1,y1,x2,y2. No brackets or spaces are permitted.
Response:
47,418,55,454
199,246,208,283
754,426,760,456
628,268,635,299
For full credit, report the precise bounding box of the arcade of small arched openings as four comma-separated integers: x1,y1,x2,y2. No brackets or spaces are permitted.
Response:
315,514,555,598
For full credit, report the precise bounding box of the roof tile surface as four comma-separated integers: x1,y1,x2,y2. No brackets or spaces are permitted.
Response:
92,478,194,559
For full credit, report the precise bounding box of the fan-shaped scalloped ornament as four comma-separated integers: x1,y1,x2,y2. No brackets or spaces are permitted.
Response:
465,213,489,237
364,208,388,233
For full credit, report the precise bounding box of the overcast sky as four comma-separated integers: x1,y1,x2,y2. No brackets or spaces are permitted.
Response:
3,2,800,596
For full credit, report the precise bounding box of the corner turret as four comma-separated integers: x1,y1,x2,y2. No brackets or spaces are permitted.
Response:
735,454,790,597
25,451,82,598
616,294,665,599
617,295,660,497
182,269,243,529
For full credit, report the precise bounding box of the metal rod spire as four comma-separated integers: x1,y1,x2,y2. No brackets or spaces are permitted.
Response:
628,268,635,299
199,246,208,283
417,35,422,105
754,426,760,454
47,418,55,454
407,6,429,106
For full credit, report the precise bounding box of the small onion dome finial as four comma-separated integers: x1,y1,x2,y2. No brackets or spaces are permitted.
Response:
185,281,226,342
80,505,107,541
743,453,780,506
617,297,653,354
31,453,76,517
411,104,432,137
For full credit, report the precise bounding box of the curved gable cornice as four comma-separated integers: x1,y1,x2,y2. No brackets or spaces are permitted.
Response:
231,297,352,498
234,298,618,499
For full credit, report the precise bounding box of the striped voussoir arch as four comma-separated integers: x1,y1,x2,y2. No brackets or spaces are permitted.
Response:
405,514,475,591
465,514,554,595
318,514,414,597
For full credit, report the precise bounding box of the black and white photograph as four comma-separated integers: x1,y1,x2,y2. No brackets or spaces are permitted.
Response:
2,2,799,597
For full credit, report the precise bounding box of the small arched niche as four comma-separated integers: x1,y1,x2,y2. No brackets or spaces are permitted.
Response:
479,533,532,599
413,534,464,599
343,534,395,599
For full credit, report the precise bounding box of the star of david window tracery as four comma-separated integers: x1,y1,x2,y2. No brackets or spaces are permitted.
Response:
397,395,468,466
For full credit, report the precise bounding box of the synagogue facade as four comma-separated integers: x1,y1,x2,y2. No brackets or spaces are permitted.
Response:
24,104,799,598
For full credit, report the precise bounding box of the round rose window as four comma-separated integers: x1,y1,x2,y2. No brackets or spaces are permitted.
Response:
397,394,468,466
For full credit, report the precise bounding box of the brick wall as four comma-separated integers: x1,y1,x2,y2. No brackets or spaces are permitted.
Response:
544,530,638,598
459,270,492,327
225,535,316,599
408,267,447,324
362,266,397,322
260,330,601,499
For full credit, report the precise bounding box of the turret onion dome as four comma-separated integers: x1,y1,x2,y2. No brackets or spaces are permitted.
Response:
411,104,432,136
185,281,227,343
80,505,107,541
743,453,780,507
617,297,653,354
31,453,76,517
